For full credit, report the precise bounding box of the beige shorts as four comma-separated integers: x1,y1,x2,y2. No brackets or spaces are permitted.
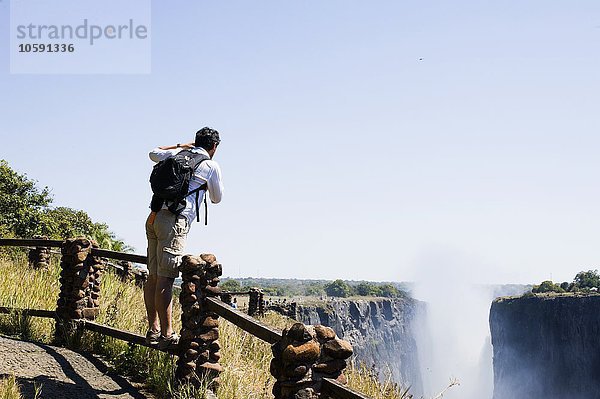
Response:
145,210,189,279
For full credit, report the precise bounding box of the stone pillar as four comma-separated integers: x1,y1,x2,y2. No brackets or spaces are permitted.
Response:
134,269,148,288
289,302,298,319
258,291,265,315
220,293,233,306
55,238,103,343
176,253,223,390
85,242,104,318
115,260,133,281
28,235,51,270
270,323,353,399
248,287,262,317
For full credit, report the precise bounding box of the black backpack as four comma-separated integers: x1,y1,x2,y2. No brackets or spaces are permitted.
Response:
149,150,210,224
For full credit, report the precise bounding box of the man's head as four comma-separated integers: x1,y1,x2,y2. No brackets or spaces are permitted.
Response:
195,127,221,158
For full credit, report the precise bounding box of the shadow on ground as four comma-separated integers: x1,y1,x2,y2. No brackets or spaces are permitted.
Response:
1,338,148,399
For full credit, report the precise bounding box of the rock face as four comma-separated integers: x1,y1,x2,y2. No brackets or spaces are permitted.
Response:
296,298,423,392
490,294,600,399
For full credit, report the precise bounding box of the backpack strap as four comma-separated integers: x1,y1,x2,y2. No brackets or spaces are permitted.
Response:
185,154,210,224
187,183,208,224
204,194,208,225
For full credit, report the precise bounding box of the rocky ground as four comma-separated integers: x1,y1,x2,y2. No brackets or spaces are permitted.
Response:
0,335,153,399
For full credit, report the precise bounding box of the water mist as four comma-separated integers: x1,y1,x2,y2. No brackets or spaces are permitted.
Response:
410,249,495,399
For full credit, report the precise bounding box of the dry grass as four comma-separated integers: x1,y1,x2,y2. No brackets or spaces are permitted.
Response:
0,252,415,399
0,375,22,399
0,375,42,399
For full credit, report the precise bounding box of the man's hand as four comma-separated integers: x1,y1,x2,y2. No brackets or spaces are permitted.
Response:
158,142,195,150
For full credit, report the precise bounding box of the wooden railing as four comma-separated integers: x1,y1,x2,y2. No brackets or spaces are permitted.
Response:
0,237,371,399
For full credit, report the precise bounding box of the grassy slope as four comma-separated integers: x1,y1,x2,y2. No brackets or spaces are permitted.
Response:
0,252,410,399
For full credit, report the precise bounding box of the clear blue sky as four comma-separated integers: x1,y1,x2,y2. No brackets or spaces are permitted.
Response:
1,1,599,284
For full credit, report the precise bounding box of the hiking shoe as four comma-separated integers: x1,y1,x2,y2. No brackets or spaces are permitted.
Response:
146,329,161,346
158,332,179,350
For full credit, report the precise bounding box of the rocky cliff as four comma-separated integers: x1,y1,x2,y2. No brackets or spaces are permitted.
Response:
296,298,423,392
490,294,600,399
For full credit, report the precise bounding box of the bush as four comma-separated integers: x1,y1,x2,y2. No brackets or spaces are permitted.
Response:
303,282,325,297
532,280,565,293
573,270,600,290
355,282,381,297
324,279,352,297
379,284,402,298
0,159,51,238
531,270,600,294
220,279,242,292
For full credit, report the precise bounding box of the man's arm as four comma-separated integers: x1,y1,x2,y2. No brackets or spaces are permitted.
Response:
148,142,194,163
206,163,224,204
157,142,194,151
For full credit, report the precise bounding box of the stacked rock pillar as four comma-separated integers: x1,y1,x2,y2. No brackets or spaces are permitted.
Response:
28,235,51,270
85,242,104,316
56,238,103,343
220,293,233,306
270,323,353,399
258,291,265,315
176,253,223,390
134,269,148,288
248,287,263,317
115,260,133,281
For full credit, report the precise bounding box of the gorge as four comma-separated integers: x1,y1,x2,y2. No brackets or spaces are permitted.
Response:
295,297,424,395
270,288,600,399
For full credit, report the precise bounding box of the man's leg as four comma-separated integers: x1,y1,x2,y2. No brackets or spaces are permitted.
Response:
154,211,188,341
145,213,160,333
144,274,160,332
155,276,175,337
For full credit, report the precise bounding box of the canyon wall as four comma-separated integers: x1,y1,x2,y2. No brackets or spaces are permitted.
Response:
490,294,600,399
296,298,423,393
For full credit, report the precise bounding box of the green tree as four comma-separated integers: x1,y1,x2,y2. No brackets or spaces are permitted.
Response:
0,160,52,237
263,286,286,296
355,282,381,297
379,283,402,298
304,282,325,297
324,279,351,298
0,160,127,251
89,222,128,251
532,280,564,293
221,279,242,292
573,270,600,290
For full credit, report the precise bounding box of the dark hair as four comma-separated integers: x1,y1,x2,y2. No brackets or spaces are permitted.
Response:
194,127,221,150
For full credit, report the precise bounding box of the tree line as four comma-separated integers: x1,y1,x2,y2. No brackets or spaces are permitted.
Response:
220,278,405,298
0,160,127,251
532,270,600,294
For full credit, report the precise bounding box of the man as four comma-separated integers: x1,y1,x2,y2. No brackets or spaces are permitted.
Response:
144,127,224,349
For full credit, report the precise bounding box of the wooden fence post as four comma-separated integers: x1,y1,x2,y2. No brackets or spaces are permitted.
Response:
28,235,51,270
270,323,353,399
55,238,103,343
176,253,223,390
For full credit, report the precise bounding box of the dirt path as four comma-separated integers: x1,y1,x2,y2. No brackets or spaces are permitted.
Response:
0,335,154,399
